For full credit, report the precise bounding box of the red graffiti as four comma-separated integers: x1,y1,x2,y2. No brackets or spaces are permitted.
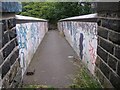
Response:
89,40,96,64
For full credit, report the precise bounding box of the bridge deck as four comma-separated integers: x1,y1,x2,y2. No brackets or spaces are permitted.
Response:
23,30,79,88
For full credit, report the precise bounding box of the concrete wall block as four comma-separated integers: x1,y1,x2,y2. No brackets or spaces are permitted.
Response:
95,56,101,68
2,75,10,88
15,48,19,58
97,2,119,12
109,31,120,45
9,40,16,54
103,75,114,88
8,67,16,84
2,60,10,78
110,71,120,89
99,38,114,55
114,46,120,60
0,52,4,65
100,60,111,79
2,32,10,47
94,66,98,76
8,28,17,40
8,18,16,29
95,67,113,88
98,26,108,39
98,12,120,18
11,68,22,88
97,2,120,18
2,19,8,32
101,19,120,33
9,60,20,84
117,61,120,76
97,19,102,26
9,66,17,84
15,60,20,72
97,46,108,63
97,36,100,45
108,54,118,71
2,39,15,60
14,38,18,46
0,21,3,49
10,51,18,66
95,67,104,86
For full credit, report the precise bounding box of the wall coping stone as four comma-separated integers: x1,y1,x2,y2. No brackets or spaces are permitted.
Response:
16,15,48,24
59,13,97,22
0,2,22,13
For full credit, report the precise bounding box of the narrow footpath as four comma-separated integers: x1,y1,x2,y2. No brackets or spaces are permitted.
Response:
23,30,79,88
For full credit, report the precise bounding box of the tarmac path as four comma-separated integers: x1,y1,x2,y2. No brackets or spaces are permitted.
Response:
23,30,79,88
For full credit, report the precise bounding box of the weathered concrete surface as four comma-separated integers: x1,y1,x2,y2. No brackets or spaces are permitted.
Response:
23,30,79,88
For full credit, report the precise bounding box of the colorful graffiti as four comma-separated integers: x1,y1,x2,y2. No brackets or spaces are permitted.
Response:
17,24,28,50
16,22,48,76
89,40,96,64
58,21,97,75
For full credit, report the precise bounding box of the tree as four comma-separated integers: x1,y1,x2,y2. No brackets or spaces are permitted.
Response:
19,2,92,24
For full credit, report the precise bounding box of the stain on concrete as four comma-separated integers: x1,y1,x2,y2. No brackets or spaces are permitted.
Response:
79,33,83,60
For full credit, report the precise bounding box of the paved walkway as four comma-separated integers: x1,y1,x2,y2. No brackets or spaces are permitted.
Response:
23,30,79,88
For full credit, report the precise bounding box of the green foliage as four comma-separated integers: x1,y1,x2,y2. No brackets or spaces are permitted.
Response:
69,67,102,89
23,85,55,90
19,2,92,24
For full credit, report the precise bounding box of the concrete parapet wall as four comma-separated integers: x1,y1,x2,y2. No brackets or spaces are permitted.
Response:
16,15,48,76
58,13,98,75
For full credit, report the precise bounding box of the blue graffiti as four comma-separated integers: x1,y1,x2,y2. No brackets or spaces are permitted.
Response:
72,23,78,47
16,24,28,72
17,25,27,50
31,23,37,47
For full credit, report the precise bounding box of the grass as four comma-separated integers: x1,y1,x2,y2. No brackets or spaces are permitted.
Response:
69,66,102,89
23,85,55,90
23,67,101,89
23,61,101,89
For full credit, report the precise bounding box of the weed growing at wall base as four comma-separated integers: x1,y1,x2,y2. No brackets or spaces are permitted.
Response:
23,85,55,90
69,67,102,89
